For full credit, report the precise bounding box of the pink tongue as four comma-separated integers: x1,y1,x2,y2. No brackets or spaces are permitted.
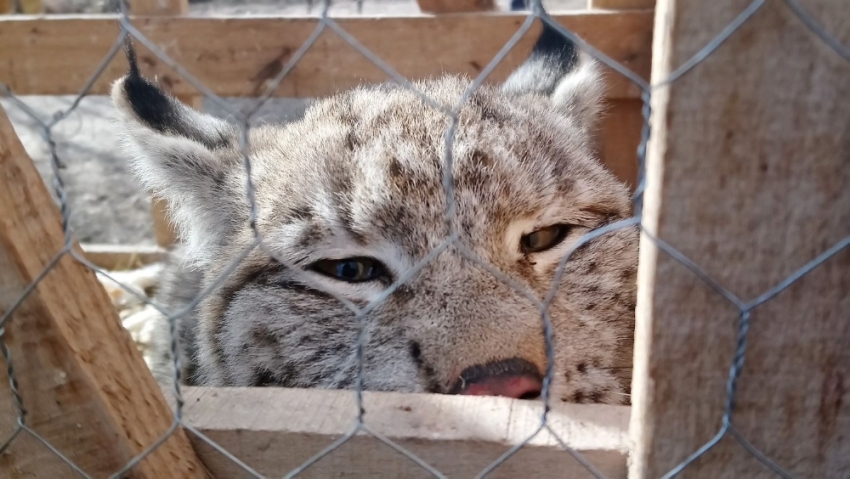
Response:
460,374,542,399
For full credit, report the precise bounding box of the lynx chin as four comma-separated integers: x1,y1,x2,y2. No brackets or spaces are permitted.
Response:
111,20,638,405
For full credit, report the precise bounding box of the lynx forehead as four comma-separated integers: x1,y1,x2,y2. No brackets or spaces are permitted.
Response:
112,21,638,405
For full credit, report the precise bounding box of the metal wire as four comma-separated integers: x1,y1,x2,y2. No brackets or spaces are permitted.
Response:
0,332,26,428
0,0,847,477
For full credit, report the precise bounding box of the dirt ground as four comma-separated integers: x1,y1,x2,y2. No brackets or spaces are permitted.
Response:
3,0,584,246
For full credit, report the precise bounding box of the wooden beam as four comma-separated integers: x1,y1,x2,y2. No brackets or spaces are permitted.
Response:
17,0,41,13
0,12,652,101
0,104,206,477
417,0,495,13
597,98,642,190
588,0,654,9
150,195,179,246
182,386,630,478
630,0,850,477
81,243,169,271
130,0,187,15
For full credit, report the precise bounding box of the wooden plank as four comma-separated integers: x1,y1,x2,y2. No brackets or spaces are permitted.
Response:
0,12,652,101
417,0,495,13
597,98,641,190
630,0,850,477
0,104,207,478
81,243,169,271
130,0,187,15
17,0,41,13
151,195,179,246
182,386,630,478
588,0,654,9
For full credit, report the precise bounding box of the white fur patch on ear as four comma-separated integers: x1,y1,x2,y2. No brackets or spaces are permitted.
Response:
111,76,135,118
551,53,607,134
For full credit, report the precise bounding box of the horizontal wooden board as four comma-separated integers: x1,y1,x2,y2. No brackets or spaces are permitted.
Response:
0,12,651,100
81,243,169,270
182,387,630,478
589,0,655,9
417,0,496,13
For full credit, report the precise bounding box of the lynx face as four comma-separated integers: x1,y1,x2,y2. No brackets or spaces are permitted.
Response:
112,23,638,405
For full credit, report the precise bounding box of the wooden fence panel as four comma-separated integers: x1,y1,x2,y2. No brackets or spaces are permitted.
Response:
630,0,850,477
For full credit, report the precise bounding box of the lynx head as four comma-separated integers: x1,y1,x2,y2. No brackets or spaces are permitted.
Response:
111,21,637,405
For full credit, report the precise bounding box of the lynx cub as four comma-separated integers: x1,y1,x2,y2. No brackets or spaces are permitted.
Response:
111,21,638,405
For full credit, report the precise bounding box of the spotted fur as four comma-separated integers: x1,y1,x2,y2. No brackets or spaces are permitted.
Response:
112,21,638,405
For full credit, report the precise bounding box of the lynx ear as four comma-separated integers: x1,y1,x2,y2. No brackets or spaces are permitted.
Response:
111,39,245,264
502,19,606,134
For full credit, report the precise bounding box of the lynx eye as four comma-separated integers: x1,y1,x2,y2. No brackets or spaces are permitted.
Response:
310,257,386,283
520,224,572,254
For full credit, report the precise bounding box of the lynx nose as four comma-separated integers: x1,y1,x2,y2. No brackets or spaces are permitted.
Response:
452,358,543,400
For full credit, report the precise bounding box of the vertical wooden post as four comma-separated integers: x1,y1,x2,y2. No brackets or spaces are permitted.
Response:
0,105,207,477
0,0,14,13
132,0,195,248
631,0,850,477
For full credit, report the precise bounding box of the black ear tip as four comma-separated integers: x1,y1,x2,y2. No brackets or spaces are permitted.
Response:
123,35,141,78
534,19,578,58
120,64,176,134
119,34,178,133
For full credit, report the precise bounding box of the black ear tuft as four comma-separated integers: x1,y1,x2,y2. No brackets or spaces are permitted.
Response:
501,13,605,133
124,35,141,78
529,20,580,82
121,36,185,137
123,67,183,138
504,19,580,96
117,37,230,150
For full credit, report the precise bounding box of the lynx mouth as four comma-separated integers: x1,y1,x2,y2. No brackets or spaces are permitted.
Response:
449,358,543,400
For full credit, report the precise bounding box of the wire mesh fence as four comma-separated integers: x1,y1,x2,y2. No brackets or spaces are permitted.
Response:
1,0,849,477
